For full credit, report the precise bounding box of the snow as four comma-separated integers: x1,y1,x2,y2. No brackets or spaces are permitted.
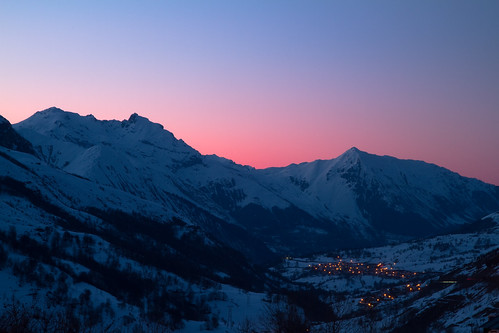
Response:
179,285,267,333
3,108,499,252
1,107,499,331
273,221,499,331
9,107,498,247
483,211,499,222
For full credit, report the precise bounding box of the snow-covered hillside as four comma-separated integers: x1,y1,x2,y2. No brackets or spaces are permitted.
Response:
1,107,498,331
276,218,499,332
11,107,499,255
261,147,499,236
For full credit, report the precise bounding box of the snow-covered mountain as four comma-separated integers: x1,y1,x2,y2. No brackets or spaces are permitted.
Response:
1,107,498,331
10,107,499,255
260,147,499,238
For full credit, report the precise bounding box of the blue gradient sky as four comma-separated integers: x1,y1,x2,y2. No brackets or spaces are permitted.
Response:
1,1,498,185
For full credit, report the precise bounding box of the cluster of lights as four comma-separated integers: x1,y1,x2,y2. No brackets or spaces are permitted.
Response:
358,284,422,308
359,293,395,308
307,258,425,309
308,259,418,279
406,283,421,292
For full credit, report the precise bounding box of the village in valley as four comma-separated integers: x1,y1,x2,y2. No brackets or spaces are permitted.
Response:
267,228,499,332
278,256,431,309
306,258,425,308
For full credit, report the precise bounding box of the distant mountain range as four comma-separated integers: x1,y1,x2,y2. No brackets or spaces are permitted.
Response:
2,107,499,259
1,107,499,331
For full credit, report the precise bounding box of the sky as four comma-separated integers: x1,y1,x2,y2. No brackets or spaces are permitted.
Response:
1,1,498,185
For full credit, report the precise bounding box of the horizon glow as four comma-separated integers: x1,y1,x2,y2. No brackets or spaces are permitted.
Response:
1,1,498,185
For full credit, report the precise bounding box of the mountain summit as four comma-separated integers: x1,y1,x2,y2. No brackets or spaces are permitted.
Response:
5,108,499,255
1,110,498,333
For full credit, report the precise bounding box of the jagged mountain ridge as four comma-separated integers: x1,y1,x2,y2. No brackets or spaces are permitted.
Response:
260,147,499,236
8,107,499,255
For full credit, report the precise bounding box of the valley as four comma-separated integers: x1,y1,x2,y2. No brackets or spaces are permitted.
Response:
0,109,498,332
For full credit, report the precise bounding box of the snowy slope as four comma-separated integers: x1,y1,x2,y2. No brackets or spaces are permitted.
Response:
2,108,499,331
10,107,499,255
261,147,499,238
14,108,288,217
277,216,499,332
0,138,274,331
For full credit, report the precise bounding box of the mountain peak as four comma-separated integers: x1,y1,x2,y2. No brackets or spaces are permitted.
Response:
345,147,361,155
29,107,80,124
337,146,365,162
40,106,65,114
128,113,142,123
124,113,164,130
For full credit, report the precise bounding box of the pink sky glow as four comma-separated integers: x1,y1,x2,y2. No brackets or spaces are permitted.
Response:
1,1,498,185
